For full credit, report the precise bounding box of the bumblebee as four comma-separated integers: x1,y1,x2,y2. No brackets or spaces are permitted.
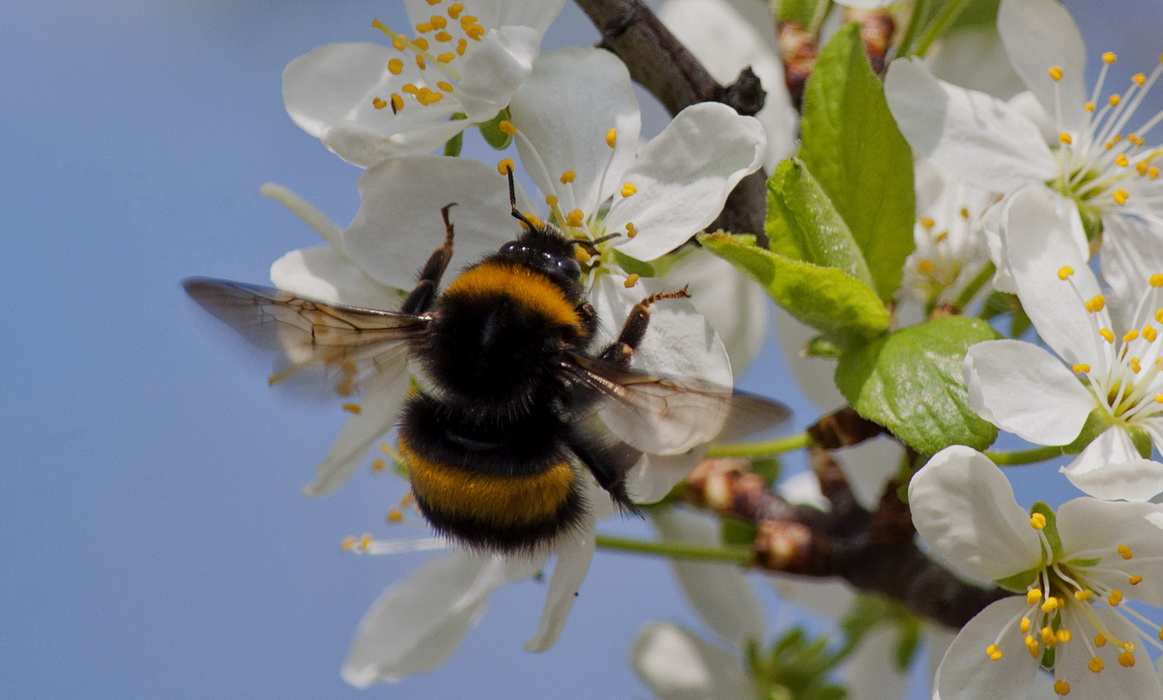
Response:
184,181,788,552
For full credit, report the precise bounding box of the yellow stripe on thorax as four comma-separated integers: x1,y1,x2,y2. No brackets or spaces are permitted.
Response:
401,440,577,526
444,263,581,332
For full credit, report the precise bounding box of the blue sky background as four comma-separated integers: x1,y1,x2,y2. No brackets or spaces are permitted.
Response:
3,1,1162,698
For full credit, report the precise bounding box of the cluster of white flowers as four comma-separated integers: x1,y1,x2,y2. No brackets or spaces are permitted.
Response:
235,0,1163,696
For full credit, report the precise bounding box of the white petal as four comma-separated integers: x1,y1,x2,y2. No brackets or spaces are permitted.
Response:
344,155,514,291
524,513,596,651
963,339,1094,446
341,552,515,687
662,248,769,376
454,26,539,121
270,246,405,310
1100,216,1163,328
929,25,1025,100
302,368,409,496
833,438,904,510
322,117,466,168
609,103,766,261
997,0,1088,131
1058,498,1163,605
658,0,797,169
489,0,567,33
774,307,846,410
884,58,1058,193
1001,187,1097,365
627,451,703,505
630,623,754,700
649,507,765,645
932,597,1040,700
1062,428,1163,501
908,446,1042,582
509,47,640,215
778,471,830,512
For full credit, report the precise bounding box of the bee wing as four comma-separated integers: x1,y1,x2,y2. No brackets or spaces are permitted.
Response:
183,277,429,397
564,353,790,455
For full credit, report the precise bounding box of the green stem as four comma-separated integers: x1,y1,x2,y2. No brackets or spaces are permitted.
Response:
912,0,970,57
984,445,1064,466
594,534,752,564
952,260,997,311
705,431,815,459
894,0,929,57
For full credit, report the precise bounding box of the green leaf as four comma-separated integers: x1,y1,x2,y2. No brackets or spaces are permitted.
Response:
767,159,875,290
442,130,463,157
609,248,655,278
799,23,915,303
701,232,889,348
1030,501,1063,562
835,316,1000,454
477,107,513,150
721,518,758,547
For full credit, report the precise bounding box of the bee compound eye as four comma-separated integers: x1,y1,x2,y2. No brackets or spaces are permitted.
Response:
555,257,581,278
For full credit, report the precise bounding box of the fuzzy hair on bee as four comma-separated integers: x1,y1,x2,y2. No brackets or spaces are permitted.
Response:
184,177,789,552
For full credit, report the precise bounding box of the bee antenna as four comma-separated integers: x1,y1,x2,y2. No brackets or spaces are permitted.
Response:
505,165,540,233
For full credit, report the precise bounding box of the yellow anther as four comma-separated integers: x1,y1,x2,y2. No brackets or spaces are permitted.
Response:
430,15,447,29
1110,94,1122,107
392,37,407,50
1027,589,1043,604
343,403,362,414
1021,616,1032,632
986,644,1003,661
415,55,428,70
436,81,454,92
623,274,640,288
1108,589,1124,606
1156,394,1163,403
1030,512,1048,529
1096,634,1108,647
1100,328,1115,343
1129,574,1143,585
1116,154,1130,167
370,458,386,473
1151,274,1163,287
436,52,456,63
625,222,637,238
1121,545,1137,560
1025,635,1040,657
1124,330,1140,343
620,182,637,197
340,535,357,552
415,22,433,33
456,38,467,55
447,3,463,19
918,259,937,275
565,209,585,227
359,533,373,550
388,58,405,75
1114,189,1130,205
1041,597,1059,613
573,246,591,263
390,94,404,113
402,83,419,94
1088,656,1104,672
372,96,388,110
1075,589,1093,601
499,120,517,135
1056,629,1072,643
1089,294,1106,312
1150,167,1160,179
387,508,404,523
1118,650,1136,667
1084,101,1096,112
544,194,558,207
1132,358,1142,374
1072,363,1091,374
1054,679,1070,696
1133,73,1147,86
605,128,617,148
1059,132,1073,145
919,216,936,229
1049,65,1064,81
1103,52,1117,64
1041,626,1056,645
413,37,429,51
1157,309,1163,322
560,170,576,184
496,157,515,176
1058,266,1074,280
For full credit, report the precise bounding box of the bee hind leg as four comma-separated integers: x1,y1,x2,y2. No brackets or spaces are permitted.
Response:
400,203,457,314
598,286,691,369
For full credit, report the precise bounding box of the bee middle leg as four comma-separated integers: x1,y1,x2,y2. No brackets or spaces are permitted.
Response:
598,286,690,369
400,203,457,314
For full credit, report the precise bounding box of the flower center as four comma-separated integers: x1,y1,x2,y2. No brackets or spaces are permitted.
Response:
368,2,485,114
1058,267,1163,425
1046,53,1163,220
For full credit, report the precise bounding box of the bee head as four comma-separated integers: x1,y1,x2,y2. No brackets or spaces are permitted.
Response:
497,227,582,283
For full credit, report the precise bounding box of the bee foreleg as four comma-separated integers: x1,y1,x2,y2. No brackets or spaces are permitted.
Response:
598,286,691,368
401,203,457,314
